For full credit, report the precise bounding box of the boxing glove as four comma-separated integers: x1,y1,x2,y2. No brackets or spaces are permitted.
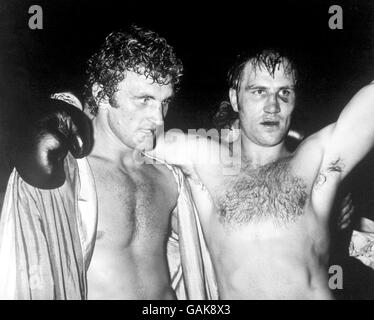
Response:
11,97,93,189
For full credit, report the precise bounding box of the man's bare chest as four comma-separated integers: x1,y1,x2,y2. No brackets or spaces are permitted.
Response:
214,158,309,226
88,158,177,245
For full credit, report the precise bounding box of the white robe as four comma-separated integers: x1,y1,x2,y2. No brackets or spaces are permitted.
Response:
0,154,218,299
0,92,218,300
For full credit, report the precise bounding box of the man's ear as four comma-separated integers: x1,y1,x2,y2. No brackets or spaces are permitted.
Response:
229,88,239,112
92,83,110,109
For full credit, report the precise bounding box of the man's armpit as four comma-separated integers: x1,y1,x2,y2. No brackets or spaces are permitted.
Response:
327,157,345,173
314,158,345,188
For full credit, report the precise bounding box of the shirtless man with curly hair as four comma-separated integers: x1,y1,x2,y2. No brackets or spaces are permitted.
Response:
81,26,184,299
2,25,185,300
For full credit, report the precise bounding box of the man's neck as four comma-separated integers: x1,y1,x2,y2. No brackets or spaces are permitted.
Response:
239,134,290,168
90,112,144,166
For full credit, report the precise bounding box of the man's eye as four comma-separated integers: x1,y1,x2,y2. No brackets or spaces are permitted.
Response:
252,89,265,95
142,97,151,104
279,89,291,97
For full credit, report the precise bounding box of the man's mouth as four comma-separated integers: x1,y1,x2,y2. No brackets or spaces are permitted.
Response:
141,128,156,135
260,120,280,126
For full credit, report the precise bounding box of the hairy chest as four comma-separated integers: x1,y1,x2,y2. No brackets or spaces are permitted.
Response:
215,159,308,226
89,160,177,245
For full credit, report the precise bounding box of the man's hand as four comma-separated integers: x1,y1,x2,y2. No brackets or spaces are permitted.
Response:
11,97,93,189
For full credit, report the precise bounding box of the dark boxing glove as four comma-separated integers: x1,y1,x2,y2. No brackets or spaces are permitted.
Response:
11,97,93,189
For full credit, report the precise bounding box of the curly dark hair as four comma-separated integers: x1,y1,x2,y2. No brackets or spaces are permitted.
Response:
227,48,298,92
84,25,183,115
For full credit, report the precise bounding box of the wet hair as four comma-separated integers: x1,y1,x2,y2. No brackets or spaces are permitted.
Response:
227,49,298,93
84,25,183,115
214,49,298,132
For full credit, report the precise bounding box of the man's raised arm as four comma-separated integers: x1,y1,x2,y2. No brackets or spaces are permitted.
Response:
318,81,374,179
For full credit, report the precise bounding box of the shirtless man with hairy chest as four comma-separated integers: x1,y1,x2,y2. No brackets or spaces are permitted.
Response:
87,139,178,299
81,27,182,299
87,157,178,299
152,50,374,299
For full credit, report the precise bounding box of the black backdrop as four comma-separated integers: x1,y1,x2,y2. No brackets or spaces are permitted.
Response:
1,0,374,220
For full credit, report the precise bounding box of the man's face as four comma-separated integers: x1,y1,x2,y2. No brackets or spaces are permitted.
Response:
230,60,296,147
107,71,173,151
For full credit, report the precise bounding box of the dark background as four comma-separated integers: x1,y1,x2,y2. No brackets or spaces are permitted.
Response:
0,0,374,220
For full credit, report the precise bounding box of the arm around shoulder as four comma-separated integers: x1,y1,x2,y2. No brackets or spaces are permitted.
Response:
149,129,222,169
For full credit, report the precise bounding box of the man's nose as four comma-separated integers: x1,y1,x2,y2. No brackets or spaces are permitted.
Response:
151,103,164,126
264,94,280,114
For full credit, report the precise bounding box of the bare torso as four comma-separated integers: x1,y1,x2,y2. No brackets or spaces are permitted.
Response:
86,156,178,299
153,81,374,299
207,211,332,299
188,155,337,299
